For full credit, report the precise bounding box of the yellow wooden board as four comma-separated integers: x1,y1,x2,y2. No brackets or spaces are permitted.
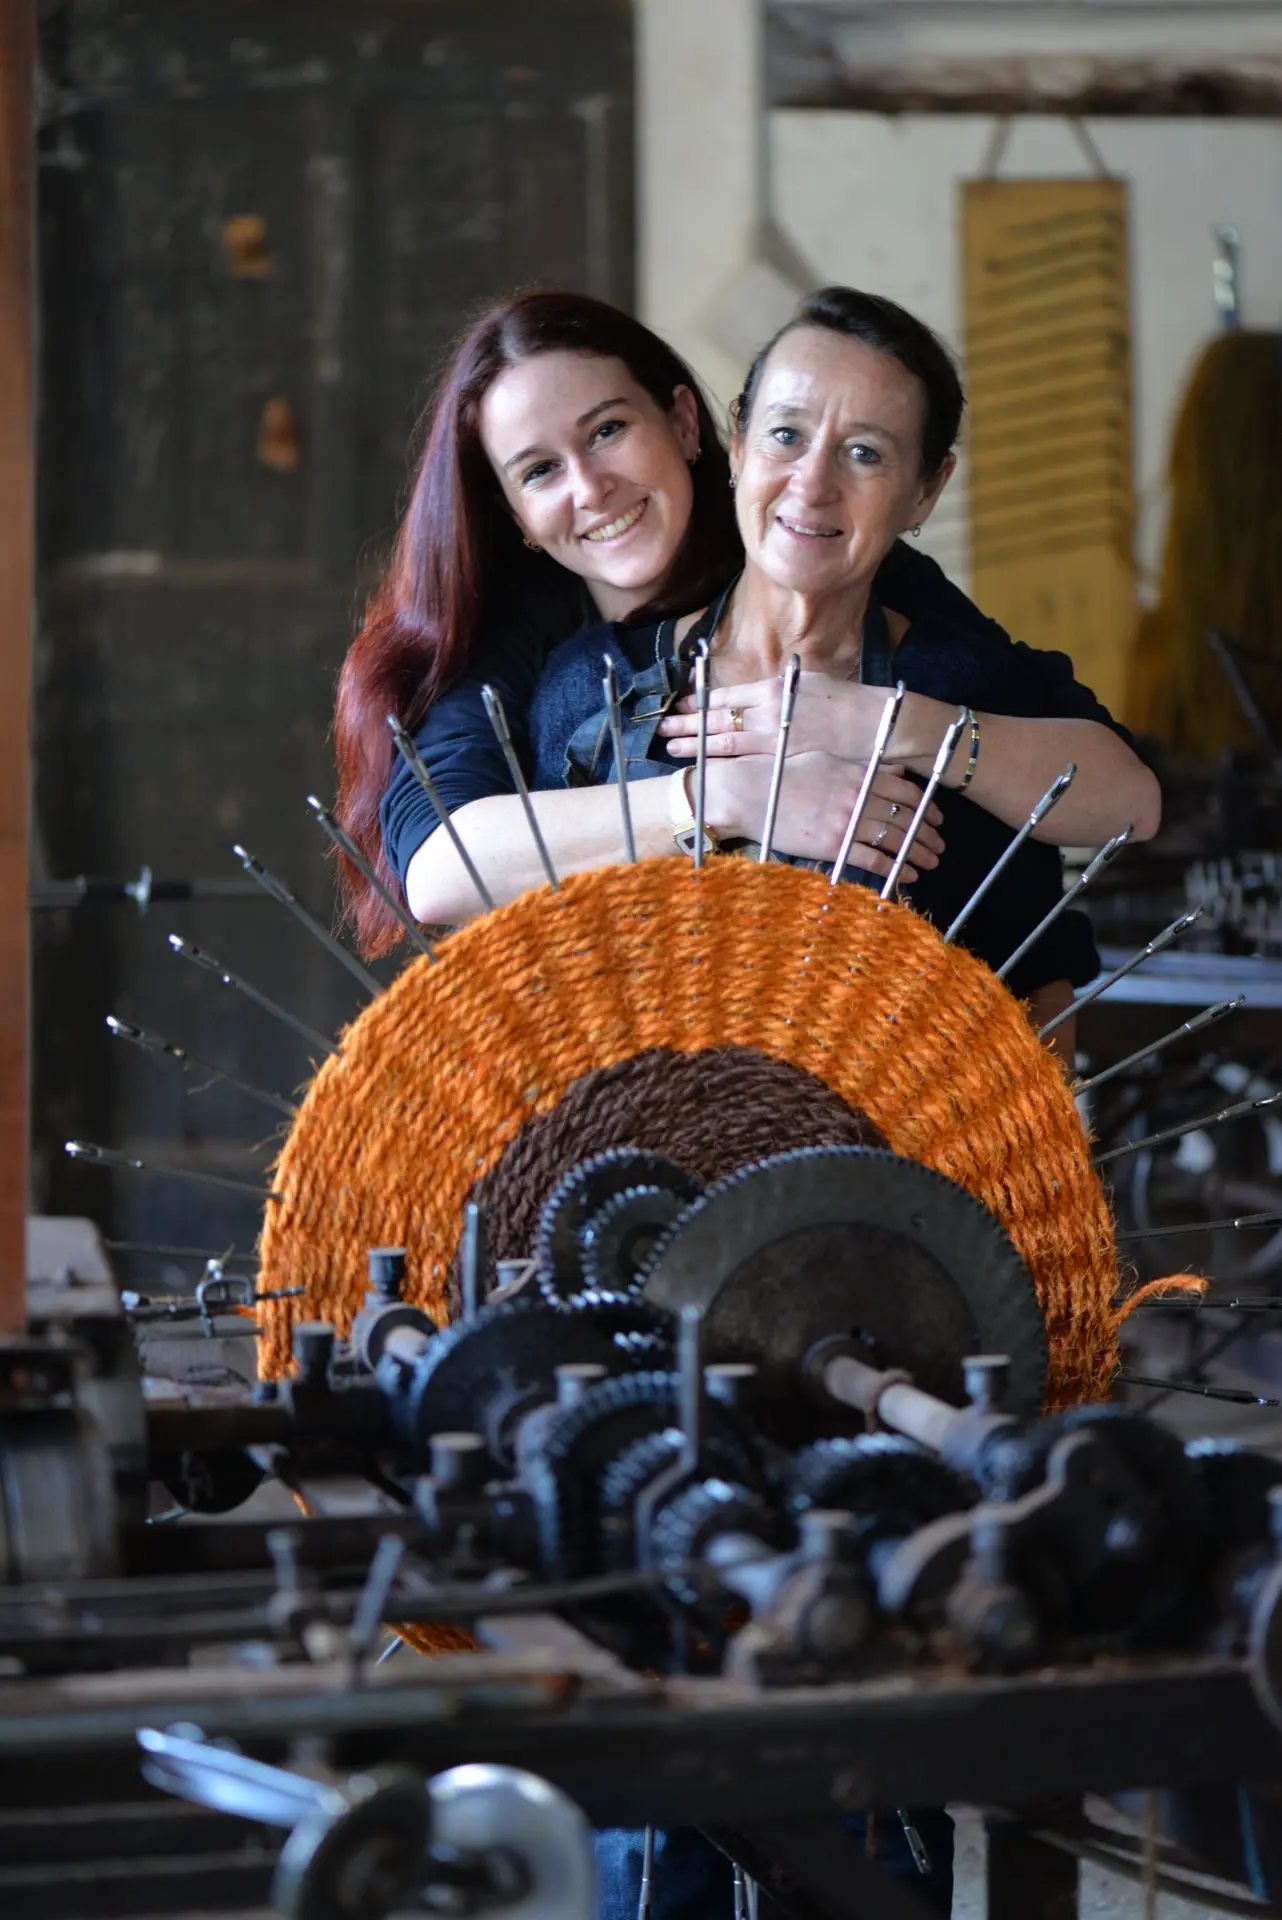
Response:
961,178,1136,715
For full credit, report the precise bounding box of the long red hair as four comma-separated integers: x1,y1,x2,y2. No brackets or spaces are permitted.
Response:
334,289,741,956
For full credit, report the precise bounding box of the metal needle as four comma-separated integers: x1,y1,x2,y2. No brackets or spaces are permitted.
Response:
693,643,711,871
167,936,338,1057
306,796,435,960
880,708,967,903
943,765,1076,943
638,1827,656,1920
386,715,495,913
758,654,801,865
1116,1208,1282,1245
1076,998,1243,1097
107,1238,243,1263
829,684,905,885
602,656,636,864
995,826,1134,983
460,1201,487,1322
1093,1086,1282,1169
481,685,559,890
233,845,380,997
1038,909,1205,1041
106,1015,296,1118
65,1140,280,1201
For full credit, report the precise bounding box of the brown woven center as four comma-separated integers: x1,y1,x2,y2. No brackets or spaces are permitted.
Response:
445,1043,886,1311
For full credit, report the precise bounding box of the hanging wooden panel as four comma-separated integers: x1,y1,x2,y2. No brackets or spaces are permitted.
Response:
961,178,1136,714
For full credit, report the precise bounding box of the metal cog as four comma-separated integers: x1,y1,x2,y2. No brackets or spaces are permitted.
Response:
535,1150,703,1307
562,1294,677,1361
579,1185,691,1298
596,1420,767,1574
789,1434,976,1558
639,1145,1047,1431
650,1477,789,1607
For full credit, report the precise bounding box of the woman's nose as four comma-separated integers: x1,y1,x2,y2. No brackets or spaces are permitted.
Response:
568,458,612,510
789,443,840,503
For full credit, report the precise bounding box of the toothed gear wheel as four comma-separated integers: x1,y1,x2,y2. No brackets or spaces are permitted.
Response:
536,1150,703,1306
579,1185,692,1298
596,1421,769,1573
561,1294,677,1360
528,1369,765,1579
789,1434,977,1558
650,1478,789,1607
640,1145,1047,1439
394,1300,632,1469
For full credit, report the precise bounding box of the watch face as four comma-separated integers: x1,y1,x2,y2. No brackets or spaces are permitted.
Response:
675,827,715,857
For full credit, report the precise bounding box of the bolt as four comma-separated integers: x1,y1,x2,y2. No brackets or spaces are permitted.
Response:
705,1362,757,1411
292,1321,336,1388
367,1247,407,1302
555,1362,607,1409
963,1354,1010,1415
800,1509,851,1564
429,1431,488,1491
970,1510,1009,1583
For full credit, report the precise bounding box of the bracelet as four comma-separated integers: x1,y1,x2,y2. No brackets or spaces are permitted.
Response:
958,707,981,792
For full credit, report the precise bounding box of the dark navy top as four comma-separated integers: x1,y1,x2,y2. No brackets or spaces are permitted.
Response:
379,543,1130,996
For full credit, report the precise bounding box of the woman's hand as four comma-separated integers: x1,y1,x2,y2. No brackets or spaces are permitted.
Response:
659,674,896,762
709,752,945,883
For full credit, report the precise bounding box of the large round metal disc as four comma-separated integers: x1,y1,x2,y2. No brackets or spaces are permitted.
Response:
641,1146,1046,1430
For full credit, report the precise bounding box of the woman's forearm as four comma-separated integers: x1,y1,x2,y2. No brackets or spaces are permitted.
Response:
405,781,684,925
892,697,1161,845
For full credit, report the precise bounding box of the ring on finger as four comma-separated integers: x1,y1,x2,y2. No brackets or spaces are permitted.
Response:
873,821,891,849
887,802,902,821
730,707,745,733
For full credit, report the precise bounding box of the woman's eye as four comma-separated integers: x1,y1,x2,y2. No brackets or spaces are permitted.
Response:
520,460,557,487
591,417,627,445
769,426,801,447
849,443,881,466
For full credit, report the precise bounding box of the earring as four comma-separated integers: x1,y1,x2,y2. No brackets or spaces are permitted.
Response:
910,523,922,537
688,447,701,467
523,536,541,552
729,473,738,490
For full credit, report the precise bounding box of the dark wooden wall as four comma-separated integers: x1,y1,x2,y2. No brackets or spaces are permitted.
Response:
34,0,633,1279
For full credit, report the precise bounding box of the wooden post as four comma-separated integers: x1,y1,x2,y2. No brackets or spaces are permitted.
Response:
0,0,34,1331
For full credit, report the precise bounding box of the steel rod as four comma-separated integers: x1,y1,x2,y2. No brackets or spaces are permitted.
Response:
693,643,711,872
65,1140,280,1201
758,654,801,865
460,1201,487,1323
1038,909,1205,1041
943,765,1076,943
233,845,380,996
678,1305,703,1472
880,708,967,903
830,683,905,884
996,826,1134,982
386,716,495,913
107,1239,242,1263
601,655,637,864
306,796,434,961
1076,998,1243,1097
1094,1087,1282,1169
481,685,559,890
1119,1372,1282,1409
1117,1209,1282,1245
167,936,338,1057
105,1015,296,1118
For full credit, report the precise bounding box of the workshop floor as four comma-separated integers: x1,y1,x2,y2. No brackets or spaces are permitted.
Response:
950,1807,1207,1918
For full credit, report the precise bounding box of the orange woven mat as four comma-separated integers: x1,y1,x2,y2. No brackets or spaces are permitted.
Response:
258,858,1129,1410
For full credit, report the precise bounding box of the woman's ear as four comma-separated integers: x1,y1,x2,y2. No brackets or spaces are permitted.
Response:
669,383,702,462
910,450,957,532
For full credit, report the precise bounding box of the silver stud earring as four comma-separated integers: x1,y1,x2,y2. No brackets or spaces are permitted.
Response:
523,536,541,552
729,473,738,490
911,523,922,537
688,447,701,467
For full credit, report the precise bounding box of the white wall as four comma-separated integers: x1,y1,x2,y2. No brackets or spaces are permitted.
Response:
771,111,1282,594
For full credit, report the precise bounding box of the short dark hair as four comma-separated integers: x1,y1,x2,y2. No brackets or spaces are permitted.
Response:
734,286,965,478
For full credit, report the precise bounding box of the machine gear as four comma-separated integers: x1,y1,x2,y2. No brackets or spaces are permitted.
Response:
535,1150,702,1307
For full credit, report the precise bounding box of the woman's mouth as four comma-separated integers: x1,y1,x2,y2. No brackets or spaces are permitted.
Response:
583,499,648,544
777,514,842,540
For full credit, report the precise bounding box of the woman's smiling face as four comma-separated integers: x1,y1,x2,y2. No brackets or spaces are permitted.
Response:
732,325,954,596
480,350,701,621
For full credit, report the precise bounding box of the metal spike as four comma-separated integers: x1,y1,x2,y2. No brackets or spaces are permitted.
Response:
880,708,967,904
943,765,1076,943
1076,998,1243,1098
638,1827,656,1920
601,656,637,864
386,715,495,913
306,796,434,961
233,845,380,996
678,1304,703,1471
1038,909,1205,1041
1117,1209,1282,1245
1094,1086,1282,1170
693,642,712,872
758,654,802,865
349,1534,407,1671
996,825,1134,983
167,936,338,1057
1119,1372,1282,1409
481,685,559,890
829,683,905,885
65,1140,280,1201
106,1015,296,1118
108,1238,242,1263
460,1201,487,1323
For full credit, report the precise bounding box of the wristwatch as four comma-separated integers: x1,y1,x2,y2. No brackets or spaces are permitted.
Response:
668,767,720,858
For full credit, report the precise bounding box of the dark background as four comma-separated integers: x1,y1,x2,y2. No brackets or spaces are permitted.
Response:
33,0,634,1272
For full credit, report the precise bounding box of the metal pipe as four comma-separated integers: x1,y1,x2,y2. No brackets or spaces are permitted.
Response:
105,1015,296,1118
1094,1087,1282,1170
943,765,1076,943
1038,909,1204,1041
693,643,711,872
233,845,380,996
167,936,338,1057
1075,998,1242,1097
306,796,434,961
481,685,559,890
758,654,801,865
995,826,1134,982
386,715,495,913
830,683,905,885
822,1349,958,1454
678,1305,702,1472
602,656,636,865
65,1140,280,1202
880,709,967,904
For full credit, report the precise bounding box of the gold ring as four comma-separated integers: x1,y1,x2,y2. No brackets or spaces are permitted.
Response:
873,821,891,849
730,707,745,733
